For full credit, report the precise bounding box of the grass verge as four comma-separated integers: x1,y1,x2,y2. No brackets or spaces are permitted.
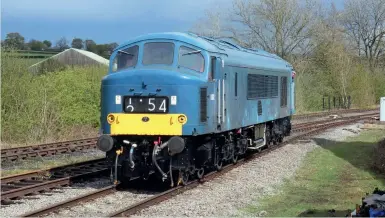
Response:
241,129,385,217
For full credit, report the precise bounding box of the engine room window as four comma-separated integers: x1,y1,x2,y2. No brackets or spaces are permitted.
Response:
178,46,205,73
112,45,139,72
142,42,174,65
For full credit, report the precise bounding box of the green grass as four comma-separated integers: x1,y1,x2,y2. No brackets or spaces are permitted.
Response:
240,129,385,217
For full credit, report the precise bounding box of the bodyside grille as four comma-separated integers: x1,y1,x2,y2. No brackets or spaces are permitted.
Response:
200,87,207,122
247,74,278,99
280,76,288,107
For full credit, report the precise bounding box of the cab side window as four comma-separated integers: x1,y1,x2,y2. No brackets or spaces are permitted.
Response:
178,46,205,73
112,45,139,72
209,56,216,81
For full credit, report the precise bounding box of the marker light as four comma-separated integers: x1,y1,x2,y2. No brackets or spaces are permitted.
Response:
178,115,187,124
107,114,115,124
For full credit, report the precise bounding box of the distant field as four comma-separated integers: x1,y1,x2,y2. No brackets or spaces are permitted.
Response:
4,50,58,59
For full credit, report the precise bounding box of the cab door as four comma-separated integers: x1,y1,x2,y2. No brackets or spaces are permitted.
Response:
209,56,225,132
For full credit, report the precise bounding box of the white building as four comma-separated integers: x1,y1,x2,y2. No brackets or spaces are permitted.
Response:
28,48,109,74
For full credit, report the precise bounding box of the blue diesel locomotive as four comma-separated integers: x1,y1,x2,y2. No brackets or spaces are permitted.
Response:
97,32,296,186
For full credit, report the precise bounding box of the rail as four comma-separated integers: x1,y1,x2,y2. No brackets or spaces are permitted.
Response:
1,158,108,204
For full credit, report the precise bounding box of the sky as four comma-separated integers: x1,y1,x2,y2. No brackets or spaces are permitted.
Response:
1,0,345,46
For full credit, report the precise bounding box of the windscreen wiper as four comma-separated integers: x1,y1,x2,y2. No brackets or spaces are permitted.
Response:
182,50,201,56
118,50,134,56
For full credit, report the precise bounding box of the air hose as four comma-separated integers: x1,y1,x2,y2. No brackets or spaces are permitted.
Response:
152,141,169,180
129,144,137,169
114,147,123,185
170,157,174,187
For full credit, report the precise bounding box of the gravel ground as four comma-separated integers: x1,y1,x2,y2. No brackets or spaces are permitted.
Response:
0,123,365,217
48,190,156,217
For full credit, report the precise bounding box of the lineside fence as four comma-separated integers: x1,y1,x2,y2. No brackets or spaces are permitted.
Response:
322,95,352,111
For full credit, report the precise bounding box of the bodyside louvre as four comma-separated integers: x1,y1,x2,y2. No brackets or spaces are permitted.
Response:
200,87,208,122
258,100,262,116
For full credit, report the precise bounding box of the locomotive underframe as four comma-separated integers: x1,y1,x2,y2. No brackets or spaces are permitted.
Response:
104,116,292,186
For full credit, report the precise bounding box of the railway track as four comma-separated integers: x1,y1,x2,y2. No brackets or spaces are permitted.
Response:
291,107,378,120
0,108,378,163
18,113,378,217
1,137,97,162
292,112,379,131
1,158,109,204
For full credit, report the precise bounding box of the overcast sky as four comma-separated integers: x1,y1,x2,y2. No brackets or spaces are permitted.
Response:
1,0,345,45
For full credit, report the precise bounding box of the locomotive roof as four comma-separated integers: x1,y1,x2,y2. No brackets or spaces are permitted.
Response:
115,32,293,70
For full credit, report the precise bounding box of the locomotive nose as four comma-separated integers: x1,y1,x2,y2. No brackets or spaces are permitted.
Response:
102,69,201,86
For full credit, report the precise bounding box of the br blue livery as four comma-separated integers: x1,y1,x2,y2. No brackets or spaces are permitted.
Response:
97,32,296,185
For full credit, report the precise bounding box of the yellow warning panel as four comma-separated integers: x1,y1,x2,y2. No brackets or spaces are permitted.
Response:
108,113,187,135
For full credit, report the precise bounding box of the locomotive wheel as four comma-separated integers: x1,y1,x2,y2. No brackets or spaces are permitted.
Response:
196,168,205,179
271,137,278,145
179,171,189,186
265,131,271,148
215,160,223,171
232,154,238,164
278,136,283,144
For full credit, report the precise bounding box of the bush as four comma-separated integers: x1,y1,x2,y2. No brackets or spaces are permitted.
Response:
1,50,107,144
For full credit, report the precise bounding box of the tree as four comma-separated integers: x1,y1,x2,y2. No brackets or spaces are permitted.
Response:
191,10,224,38
43,40,52,48
55,37,69,50
341,0,385,67
85,39,97,52
3,32,25,49
230,0,319,58
95,44,110,57
28,39,45,51
108,43,119,53
71,38,84,49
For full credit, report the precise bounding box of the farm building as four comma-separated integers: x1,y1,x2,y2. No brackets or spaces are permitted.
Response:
28,48,109,74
